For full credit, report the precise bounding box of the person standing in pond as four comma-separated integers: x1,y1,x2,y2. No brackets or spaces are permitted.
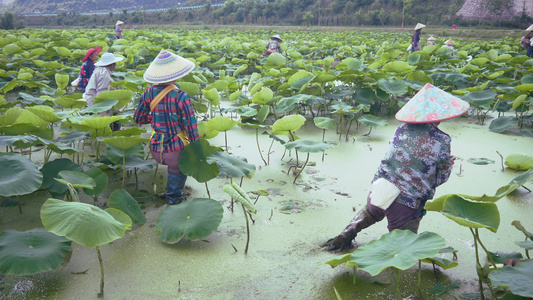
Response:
411,23,425,52
444,39,455,55
264,34,283,55
322,83,469,252
134,49,200,205
77,46,102,93
426,36,436,46
524,24,533,58
82,52,123,106
115,20,124,39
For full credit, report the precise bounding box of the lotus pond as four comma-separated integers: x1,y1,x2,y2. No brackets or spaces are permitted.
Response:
0,28,532,299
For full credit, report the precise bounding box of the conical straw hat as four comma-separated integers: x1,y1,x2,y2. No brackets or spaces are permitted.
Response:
526,24,533,31
143,49,195,84
271,34,283,42
445,39,455,46
116,20,124,26
395,83,470,123
414,23,426,30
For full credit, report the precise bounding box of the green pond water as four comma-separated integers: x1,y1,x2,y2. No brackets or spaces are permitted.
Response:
1,114,532,299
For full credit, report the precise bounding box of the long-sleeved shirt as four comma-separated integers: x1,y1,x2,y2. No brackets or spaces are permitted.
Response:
115,25,122,38
78,60,95,89
265,39,282,54
412,30,422,50
374,123,453,209
82,67,113,106
134,84,199,153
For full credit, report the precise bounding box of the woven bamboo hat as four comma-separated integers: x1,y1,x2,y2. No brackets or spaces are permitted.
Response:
271,34,283,42
428,36,435,41
116,20,124,26
414,23,426,30
395,83,469,123
143,49,195,84
94,52,124,66
445,39,455,46
526,24,533,31
82,46,102,62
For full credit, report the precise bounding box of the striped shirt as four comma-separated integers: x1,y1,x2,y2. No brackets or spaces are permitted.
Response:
374,123,453,209
134,84,199,153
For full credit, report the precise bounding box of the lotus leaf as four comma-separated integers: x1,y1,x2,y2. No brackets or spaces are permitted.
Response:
79,99,119,114
257,105,269,123
93,90,133,110
223,184,257,214
515,240,533,250
377,78,408,97
407,71,434,84
383,61,412,74
18,73,33,80
284,139,332,153
0,229,72,276
462,90,497,106
467,158,495,165
55,96,87,109
155,198,224,244
420,256,458,270
79,115,123,130
198,121,219,139
104,144,144,165
56,170,96,189
207,151,255,178
0,153,43,197
3,43,22,55
40,158,84,197
55,73,69,90
512,94,528,110
441,195,500,232
252,87,273,104
229,91,242,101
203,88,220,106
489,116,517,133
488,260,533,298
314,117,337,130
108,189,146,225
350,230,445,276
488,251,523,263
104,208,132,230
504,154,533,170
15,110,50,128
264,53,286,68
41,198,126,248
207,80,229,92
26,105,62,123
250,82,264,95
322,252,353,268
124,156,157,171
83,167,108,196
206,116,237,132
101,136,149,150
272,115,306,134
178,139,222,183
358,115,388,128
470,57,490,66
407,53,420,65
234,64,247,76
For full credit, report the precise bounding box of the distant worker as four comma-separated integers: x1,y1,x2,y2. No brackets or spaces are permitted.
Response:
523,24,533,58
444,39,455,55
264,34,283,55
452,24,457,30
83,52,123,106
411,23,426,52
115,20,124,39
76,46,102,93
426,36,436,46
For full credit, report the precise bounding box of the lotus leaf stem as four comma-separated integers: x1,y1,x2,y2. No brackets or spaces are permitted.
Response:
205,182,211,198
353,266,357,286
321,130,326,161
122,150,126,189
396,268,400,300
242,203,250,255
496,151,504,172
256,129,267,166
17,195,22,214
96,246,105,297
471,228,486,300
267,139,274,165
293,153,310,184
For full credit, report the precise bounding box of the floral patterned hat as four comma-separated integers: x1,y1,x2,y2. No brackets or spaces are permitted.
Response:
143,49,195,84
395,83,470,123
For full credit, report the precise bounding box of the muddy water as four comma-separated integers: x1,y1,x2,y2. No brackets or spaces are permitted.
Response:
1,114,532,299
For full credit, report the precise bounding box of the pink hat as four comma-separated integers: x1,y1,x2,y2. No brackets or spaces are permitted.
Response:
395,83,470,123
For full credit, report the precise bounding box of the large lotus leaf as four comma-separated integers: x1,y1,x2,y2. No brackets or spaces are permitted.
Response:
0,153,43,197
314,117,337,130
40,158,84,197
470,57,490,66
79,115,123,130
25,105,62,123
206,116,237,132
291,75,315,93
521,74,533,84
264,53,286,68
104,144,144,165
407,53,420,65
222,184,257,214
441,195,500,232
56,170,96,189
93,90,133,110
104,208,132,231
40,198,126,248
178,139,222,183
82,167,108,196
4,43,22,55
462,90,497,106
252,87,273,104
237,106,257,117
505,154,533,170
377,78,408,97
207,151,255,178
101,136,149,150
155,198,224,244
176,82,200,96
488,260,533,298
14,110,50,128
250,82,264,95
420,256,458,270
0,229,72,276
198,121,219,139
284,139,333,153
272,115,306,134
407,70,434,84
108,189,146,225
512,94,528,110
351,230,445,276
55,46,72,57
206,80,229,92
358,115,388,128
203,88,220,106
288,70,313,85
515,240,533,250
489,116,517,133
314,74,336,83
383,61,412,74
55,96,87,109
124,156,157,171
55,73,69,90
79,99,119,114
0,135,37,146
352,88,376,105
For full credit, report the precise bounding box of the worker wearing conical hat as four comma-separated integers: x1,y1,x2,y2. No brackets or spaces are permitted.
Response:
525,24,533,58
411,23,426,52
323,83,469,252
